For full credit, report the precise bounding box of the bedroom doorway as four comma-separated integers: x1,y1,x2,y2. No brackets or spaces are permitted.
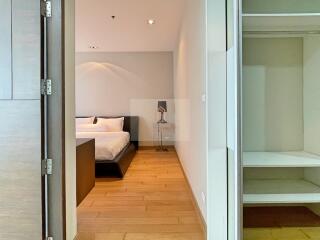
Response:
72,0,207,239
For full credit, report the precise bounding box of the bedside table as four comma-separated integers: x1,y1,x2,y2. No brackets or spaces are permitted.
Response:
153,122,175,151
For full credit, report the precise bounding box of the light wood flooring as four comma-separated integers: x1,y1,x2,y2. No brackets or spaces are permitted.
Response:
76,149,205,240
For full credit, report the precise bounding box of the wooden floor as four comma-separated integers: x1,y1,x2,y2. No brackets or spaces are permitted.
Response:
77,149,205,240
244,227,320,240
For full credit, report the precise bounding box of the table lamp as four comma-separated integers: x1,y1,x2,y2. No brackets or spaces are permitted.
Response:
157,101,167,123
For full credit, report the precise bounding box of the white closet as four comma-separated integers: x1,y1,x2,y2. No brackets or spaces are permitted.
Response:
242,2,320,209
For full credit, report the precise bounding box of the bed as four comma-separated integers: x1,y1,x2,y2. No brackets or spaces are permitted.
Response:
76,116,139,177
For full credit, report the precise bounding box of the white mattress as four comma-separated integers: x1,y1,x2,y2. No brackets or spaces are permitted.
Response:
76,131,130,161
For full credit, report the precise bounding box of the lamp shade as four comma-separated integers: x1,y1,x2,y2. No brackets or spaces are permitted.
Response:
158,101,167,112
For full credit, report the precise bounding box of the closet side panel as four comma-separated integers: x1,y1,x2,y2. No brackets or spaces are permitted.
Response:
243,0,320,14
303,36,320,155
243,38,304,151
303,36,320,215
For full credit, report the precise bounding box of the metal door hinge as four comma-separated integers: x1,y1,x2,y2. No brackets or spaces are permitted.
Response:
42,159,53,175
41,79,52,95
41,0,52,18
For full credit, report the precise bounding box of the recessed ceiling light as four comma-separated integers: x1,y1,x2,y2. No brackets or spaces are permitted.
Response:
147,19,155,25
89,45,98,49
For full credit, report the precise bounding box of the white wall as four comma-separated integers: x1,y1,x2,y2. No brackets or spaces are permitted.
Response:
174,0,207,222
65,0,77,239
76,52,174,146
243,38,304,151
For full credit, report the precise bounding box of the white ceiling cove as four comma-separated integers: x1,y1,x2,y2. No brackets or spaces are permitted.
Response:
75,0,185,52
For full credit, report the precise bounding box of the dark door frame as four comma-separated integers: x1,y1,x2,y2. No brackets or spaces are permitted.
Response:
46,0,67,239
47,0,77,239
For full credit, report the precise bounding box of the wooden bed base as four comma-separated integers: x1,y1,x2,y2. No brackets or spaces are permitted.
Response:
78,116,139,178
95,143,136,178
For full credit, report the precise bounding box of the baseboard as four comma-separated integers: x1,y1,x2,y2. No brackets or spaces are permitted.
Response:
138,145,175,150
173,147,207,238
73,233,79,240
138,146,156,150
139,141,175,147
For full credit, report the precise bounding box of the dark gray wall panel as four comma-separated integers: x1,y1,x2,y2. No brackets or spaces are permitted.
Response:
0,100,42,239
0,0,12,99
12,0,40,99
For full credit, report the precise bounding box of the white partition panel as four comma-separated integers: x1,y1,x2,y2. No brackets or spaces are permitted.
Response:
207,0,228,239
226,0,242,239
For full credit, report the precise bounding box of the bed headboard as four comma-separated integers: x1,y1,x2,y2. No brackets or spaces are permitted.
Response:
78,116,139,149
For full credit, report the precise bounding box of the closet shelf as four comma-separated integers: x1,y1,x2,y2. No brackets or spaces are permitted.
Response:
243,151,320,168
244,179,320,204
242,14,320,32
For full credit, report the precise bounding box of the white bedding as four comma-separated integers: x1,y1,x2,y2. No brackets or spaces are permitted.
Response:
76,131,130,161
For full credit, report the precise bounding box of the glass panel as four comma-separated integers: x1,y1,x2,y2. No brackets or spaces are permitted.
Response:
227,45,237,239
227,0,234,49
227,148,236,239
227,0,241,239
207,0,229,238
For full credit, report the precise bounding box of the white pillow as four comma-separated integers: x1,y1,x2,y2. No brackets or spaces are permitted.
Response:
96,117,124,132
76,117,95,125
76,124,108,132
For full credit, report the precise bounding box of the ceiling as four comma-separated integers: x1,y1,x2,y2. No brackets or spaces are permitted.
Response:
75,0,185,52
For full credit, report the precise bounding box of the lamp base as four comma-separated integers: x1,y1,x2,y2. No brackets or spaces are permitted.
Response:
157,119,167,124
157,112,167,124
